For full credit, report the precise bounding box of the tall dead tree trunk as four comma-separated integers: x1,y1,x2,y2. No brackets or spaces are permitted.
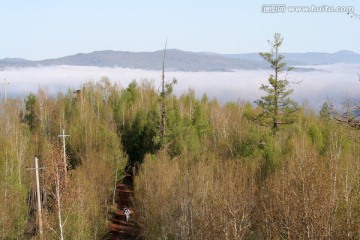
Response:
55,165,64,240
160,41,167,143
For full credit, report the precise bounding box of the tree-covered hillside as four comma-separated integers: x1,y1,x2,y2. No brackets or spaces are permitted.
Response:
0,74,359,239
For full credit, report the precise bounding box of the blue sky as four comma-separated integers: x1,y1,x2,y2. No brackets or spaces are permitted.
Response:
0,0,359,60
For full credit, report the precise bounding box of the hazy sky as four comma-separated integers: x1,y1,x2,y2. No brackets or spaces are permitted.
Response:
1,0,359,60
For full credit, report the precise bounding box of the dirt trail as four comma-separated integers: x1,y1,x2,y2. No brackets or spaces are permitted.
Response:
108,175,138,240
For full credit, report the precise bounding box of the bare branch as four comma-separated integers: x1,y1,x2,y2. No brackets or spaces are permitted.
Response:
330,98,360,129
289,79,303,85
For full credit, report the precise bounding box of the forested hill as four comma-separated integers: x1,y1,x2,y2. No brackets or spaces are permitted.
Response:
0,49,359,71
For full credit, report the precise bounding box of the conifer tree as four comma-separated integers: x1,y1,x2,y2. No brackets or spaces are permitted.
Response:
255,33,299,133
320,102,331,122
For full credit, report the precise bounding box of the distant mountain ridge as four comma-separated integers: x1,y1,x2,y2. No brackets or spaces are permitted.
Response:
1,49,359,72
209,50,360,65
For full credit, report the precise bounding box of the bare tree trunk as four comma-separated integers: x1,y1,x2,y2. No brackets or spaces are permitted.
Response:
112,158,119,206
344,165,352,238
34,156,43,238
122,107,125,127
160,41,167,142
56,166,64,240
59,127,69,179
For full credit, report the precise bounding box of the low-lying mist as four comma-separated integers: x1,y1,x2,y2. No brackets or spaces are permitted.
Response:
2,63,360,110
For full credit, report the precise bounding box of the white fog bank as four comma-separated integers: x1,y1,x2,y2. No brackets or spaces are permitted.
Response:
1,63,360,110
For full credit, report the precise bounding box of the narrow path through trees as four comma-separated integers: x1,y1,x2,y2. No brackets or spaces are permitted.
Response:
108,175,138,240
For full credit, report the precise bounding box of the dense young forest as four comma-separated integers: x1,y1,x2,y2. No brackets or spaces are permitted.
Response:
0,34,359,239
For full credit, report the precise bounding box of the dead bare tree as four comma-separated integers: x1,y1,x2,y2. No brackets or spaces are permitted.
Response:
330,100,360,129
46,147,74,240
159,41,177,147
329,78,360,129
160,41,167,141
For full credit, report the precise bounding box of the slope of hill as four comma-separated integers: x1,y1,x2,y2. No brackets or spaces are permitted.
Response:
222,50,360,65
0,49,359,71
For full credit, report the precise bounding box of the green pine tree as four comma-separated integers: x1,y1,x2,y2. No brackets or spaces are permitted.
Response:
255,33,299,133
